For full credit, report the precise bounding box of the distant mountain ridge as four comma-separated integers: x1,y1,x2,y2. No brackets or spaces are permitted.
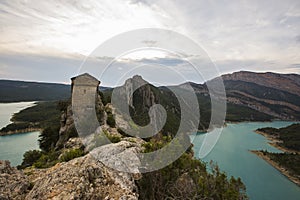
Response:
0,80,70,102
0,79,110,103
219,71,300,120
221,71,300,96
1,71,300,121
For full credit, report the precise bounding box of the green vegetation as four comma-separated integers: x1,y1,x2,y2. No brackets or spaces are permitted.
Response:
32,150,61,169
225,80,300,107
259,151,300,183
18,150,43,169
107,113,116,127
0,122,33,133
255,123,300,185
102,82,276,138
38,126,60,152
257,123,300,151
0,80,70,102
90,130,121,149
0,101,62,134
59,148,85,162
99,90,111,105
138,137,248,200
226,103,273,122
19,147,85,169
15,100,73,169
18,150,60,169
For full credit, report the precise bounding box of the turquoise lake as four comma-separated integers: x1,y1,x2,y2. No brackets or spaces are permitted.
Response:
0,102,40,166
192,121,300,200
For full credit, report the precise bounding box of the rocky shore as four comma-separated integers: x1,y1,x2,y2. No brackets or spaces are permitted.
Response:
250,150,300,187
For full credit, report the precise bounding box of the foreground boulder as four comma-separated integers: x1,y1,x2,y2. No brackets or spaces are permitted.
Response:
25,154,139,200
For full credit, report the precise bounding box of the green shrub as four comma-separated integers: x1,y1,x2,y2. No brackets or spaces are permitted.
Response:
18,150,43,169
57,100,70,111
33,150,60,168
137,138,248,200
38,126,60,152
107,134,121,143
59,148,85,162
106,113,116,127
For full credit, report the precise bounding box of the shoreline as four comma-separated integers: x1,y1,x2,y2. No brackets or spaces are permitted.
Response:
255,130,299,154
0,128,42,136
225,120,300,125
250,150,300,187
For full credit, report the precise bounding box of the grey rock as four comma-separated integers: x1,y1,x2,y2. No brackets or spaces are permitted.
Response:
0,160,30,200
25,154,140,200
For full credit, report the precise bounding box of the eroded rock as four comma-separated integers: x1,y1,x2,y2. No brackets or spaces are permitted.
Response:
0,160,30,200
25,154,140,200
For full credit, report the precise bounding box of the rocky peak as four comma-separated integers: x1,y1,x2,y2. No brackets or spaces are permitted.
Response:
114,75,158,111
221,71,300,97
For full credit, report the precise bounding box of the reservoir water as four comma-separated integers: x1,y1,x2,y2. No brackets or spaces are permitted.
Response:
192,121,300,200
0,102,40,166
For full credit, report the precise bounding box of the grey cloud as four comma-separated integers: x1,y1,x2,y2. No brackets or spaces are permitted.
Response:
0,0,299,83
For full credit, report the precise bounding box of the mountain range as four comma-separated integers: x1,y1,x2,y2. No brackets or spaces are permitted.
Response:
1,71,300,124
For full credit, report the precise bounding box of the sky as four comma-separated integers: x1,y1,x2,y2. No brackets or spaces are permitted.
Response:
0,0,299,86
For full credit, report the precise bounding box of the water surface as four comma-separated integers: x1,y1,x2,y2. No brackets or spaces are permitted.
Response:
0,102,40,166
192,121,300,200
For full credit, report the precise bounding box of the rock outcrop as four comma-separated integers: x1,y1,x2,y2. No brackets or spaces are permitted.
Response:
0,160,31,200
91,139,145,174
25,154,140,200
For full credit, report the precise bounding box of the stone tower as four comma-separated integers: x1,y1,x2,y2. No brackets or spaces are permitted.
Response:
71,73,101,136
71,73,100,97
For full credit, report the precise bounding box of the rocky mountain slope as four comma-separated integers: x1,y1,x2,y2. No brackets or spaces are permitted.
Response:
104,71,300,134
219,71,300,120
187,71,300,121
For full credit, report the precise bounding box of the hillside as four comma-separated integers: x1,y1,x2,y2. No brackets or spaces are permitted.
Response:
253,123,300,186
204,71,300,121
0,80,70,102
257,123,300,152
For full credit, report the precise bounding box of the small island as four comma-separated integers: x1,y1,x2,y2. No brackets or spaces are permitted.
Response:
252,123,300,186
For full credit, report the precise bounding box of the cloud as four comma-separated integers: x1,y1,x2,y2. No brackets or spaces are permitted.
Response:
0,0,299,84
0,52,82,83
0,0,166,55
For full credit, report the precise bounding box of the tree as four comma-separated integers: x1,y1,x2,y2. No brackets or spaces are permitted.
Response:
38,126,59,152
18,150,43,169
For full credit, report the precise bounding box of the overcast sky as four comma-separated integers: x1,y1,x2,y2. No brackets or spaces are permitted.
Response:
0,0,299,86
